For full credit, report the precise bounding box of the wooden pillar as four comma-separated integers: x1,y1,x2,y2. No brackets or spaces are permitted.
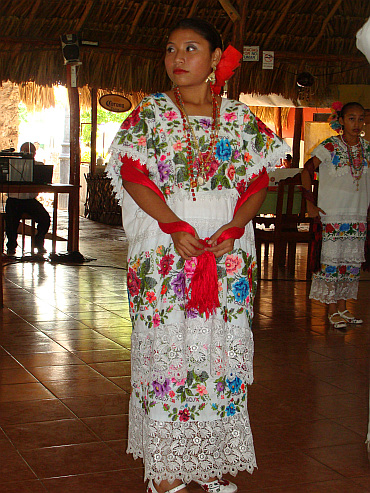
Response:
90,87,97,176
274,107,282,138
226,0,246,101
67,64,80,252
292,107,303,168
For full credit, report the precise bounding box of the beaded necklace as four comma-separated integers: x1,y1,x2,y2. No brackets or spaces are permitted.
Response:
340,135,366,191
173,85,220,201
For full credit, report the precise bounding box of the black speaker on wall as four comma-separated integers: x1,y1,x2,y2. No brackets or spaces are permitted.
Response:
61,33,80,64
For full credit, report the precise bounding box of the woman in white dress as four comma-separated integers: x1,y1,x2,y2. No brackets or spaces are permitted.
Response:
107,17,288,493
302,102,370,330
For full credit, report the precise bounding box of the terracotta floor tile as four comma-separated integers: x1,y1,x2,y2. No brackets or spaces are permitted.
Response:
0,382,54,402
42,469,144,493
59,338,123,351
0,439,36,482
109,376,132,392
3,418,99,450
81,414,129,441
42,376,122,398
248,450,343,489
13,352,85,368
0,399,75,426
89,360,131,377
29,364,99,382
61,392,129,418
304,443,370,477
73,348,131,363
0,480,47,492
0,367,38,384
21,442,128,478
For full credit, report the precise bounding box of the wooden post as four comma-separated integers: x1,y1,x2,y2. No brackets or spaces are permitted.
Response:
274,107,282,138
227,0,245,100
90,87,97,176
67,64,80,252
292,107,303,168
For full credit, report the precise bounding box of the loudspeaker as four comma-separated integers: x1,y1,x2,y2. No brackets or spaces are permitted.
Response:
61,34,80,64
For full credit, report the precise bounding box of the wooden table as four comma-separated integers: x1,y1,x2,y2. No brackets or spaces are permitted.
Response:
0,183,80,307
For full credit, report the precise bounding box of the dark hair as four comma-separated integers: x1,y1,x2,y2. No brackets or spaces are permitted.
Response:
340,102,365,118
285,154,292,160
168,17,223,52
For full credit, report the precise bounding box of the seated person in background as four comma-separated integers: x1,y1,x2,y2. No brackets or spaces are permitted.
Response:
5,142,50,255
282,153,293,168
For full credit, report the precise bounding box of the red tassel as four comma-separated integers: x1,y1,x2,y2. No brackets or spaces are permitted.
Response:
186,239,220,319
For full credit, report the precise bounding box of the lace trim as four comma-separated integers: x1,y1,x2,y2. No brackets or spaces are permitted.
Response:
131,319,254,382
321,214,368,224
309,278,359,304
127,400,256,484
321,240,365,265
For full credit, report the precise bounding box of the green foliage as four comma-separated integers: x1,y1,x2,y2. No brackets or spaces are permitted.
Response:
18,102,28,124
80,107,128,145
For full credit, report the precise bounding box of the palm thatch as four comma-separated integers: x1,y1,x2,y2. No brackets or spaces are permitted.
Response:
0,0,369,107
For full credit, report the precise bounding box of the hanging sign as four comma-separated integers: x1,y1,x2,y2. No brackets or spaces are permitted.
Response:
262,51,274,69
243,46,259,61
99,94,132,113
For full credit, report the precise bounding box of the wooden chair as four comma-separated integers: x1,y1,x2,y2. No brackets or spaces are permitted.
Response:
0,212,36,255
253,173,318,279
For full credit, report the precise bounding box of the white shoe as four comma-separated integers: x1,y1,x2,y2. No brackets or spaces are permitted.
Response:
147,479,187,493
328,312,347,330
194,478,238,492
338,310,363,324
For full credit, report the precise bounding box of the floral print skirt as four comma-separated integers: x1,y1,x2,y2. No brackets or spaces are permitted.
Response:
310,220,366,304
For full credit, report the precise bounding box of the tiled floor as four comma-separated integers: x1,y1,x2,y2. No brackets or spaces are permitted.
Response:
0,213,369,492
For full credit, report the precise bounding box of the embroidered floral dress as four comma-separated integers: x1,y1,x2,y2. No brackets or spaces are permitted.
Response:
310,135,370,303
107,93,288,485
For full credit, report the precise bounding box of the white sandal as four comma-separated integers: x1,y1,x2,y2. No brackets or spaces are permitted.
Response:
328,312,347,330
194,478,237,492
147,479,187,493
338,310,363,324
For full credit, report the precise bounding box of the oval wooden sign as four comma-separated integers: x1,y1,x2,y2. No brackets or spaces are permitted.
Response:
99,94,132,113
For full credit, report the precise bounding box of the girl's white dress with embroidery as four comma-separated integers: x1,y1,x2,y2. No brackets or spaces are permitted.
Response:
310,135,370,303
107,93,289,484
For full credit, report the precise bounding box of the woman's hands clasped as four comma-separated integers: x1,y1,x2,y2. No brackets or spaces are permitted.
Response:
170,230,204,260
206,223,236,258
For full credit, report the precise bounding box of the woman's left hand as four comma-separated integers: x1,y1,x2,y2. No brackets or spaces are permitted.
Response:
205,224,235,258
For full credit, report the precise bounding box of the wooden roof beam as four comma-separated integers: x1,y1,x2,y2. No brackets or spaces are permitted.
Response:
308,0,342,53
187,0,199,18
218,0,241,22
264,0,295,46
128,1,149,38
75,0,96,32
22,0,41,35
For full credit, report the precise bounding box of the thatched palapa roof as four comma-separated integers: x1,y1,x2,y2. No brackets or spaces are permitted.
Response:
0,0,369,105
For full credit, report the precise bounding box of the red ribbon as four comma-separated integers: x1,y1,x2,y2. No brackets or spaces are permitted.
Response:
234,170,269,214
120,155,165,202
212,45,243,95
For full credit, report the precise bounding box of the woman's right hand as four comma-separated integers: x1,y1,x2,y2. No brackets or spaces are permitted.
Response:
171,230,204,260
306,202,325,218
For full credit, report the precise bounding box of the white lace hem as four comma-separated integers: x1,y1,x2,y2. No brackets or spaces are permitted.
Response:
127,399,256,484
309,278,359,304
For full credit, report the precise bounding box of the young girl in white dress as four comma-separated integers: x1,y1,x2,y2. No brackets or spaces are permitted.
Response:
302,102,370,329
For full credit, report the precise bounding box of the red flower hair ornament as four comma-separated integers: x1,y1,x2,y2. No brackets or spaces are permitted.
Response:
212,45,242,95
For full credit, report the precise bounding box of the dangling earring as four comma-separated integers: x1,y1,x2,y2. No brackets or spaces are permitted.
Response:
360,126,365,137
206,66,216,84
339,126,344,135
